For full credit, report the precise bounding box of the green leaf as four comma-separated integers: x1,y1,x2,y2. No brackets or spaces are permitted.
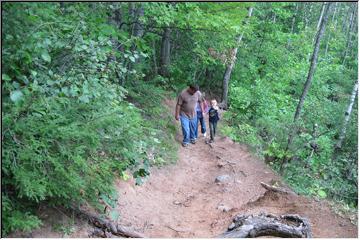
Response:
41,52,51,63
100,194,116,208
109,210,120,221
120,172,130,180
135,177,143,186
2,74,11,81
12,82,20,89
79,95,90,103
129,56,135,62
30,70,37,77
318,189,327,198
10,90,23,102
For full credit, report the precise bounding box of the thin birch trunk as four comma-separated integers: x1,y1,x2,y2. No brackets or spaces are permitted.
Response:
316,3,326,31
220,7,253,109
325,2,338,58
342,5,352,32
342,4,357,65
336,80,359,149
272,12,276,23
313,3,326,44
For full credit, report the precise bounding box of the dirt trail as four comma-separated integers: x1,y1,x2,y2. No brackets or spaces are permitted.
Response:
113,99,357,238
12,99,357,238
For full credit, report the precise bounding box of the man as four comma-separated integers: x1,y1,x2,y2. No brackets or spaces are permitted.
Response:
175,85,204,147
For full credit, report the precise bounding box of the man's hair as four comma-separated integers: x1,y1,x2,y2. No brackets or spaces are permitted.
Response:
189,84,199,91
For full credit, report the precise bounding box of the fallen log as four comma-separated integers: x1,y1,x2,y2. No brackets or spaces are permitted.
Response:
218,213,312,238
72,206,145,238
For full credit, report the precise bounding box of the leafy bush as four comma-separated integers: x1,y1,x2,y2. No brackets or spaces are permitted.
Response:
126,81,178,166
1,3,177,235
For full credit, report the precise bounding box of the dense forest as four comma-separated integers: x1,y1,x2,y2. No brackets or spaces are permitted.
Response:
1,2,358,235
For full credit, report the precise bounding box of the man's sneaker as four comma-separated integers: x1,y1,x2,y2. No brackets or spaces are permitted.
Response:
203,133,207,138
190,139,196,144
182,143,189,147
209,139,214,143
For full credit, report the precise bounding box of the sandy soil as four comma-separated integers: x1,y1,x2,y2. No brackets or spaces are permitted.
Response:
113,134,357,238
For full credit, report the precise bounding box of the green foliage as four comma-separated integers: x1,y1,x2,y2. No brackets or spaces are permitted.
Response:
220,118,262,152
52,216,76,237
2,195,42,235
1,2,176,235
221,2,357,208
126,81,178,167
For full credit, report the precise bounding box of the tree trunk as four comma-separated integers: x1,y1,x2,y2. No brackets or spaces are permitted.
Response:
290,3,299,34
160,27,171,77
313,3,326,43
342,4,353,33
59,2,65,12
272,12,276,23
219,213,312,238
331,2,339,24
342,3,357,65
324,2,338,58
283,2,332,172
108,4,125,86
124,3,145,85
220,7,253,109
286,3,299,49
304,3,309,30
133,3,144,66
152,39,158,75
133,3,144,38
336,80,358,149
343,15,357,66
316,3,326,31
128,3,136,36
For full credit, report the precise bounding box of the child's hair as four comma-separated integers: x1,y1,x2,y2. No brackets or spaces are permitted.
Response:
211,99,218,104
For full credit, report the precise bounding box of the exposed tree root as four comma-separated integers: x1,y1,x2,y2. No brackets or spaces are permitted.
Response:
260,181,296,195
219,213,312,238
73,206,145,238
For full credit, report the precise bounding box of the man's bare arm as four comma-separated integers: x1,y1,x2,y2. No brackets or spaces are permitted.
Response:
175,104,180,120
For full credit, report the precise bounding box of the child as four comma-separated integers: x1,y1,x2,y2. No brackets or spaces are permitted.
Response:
208,99,220,143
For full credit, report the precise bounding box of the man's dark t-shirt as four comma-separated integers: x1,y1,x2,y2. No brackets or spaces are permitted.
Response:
177,89,202,119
